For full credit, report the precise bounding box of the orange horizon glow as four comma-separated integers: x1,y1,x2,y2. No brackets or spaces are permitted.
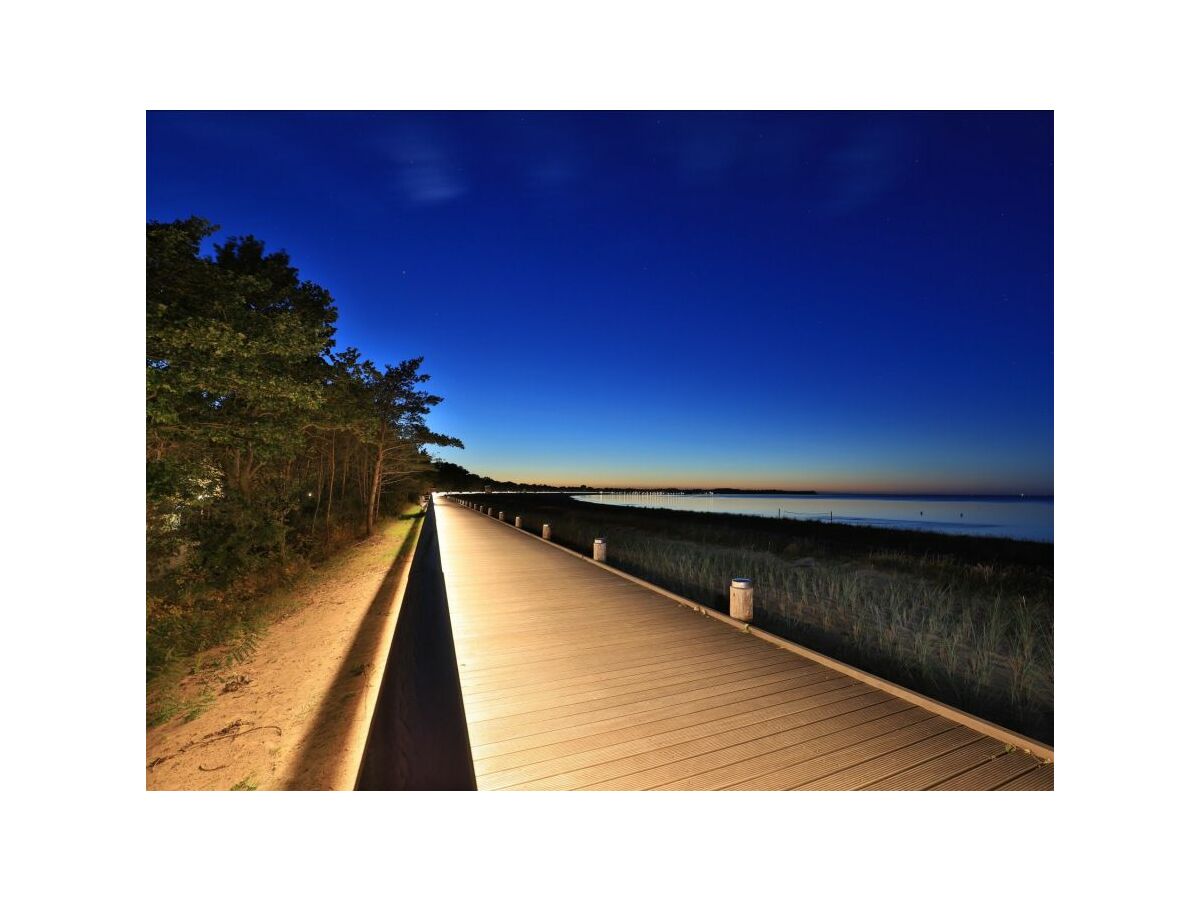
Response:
463,468,1052,496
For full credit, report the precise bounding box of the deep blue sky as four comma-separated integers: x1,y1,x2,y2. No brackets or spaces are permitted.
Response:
147,111,1052,493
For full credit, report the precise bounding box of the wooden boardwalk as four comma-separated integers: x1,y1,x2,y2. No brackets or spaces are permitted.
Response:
436,497,1053,790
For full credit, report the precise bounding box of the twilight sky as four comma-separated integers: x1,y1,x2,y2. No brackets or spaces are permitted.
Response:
147,111,1053,493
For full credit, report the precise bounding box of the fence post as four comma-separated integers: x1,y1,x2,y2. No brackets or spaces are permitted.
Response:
730,577,754,622
542,523,551,539
593,538,606,562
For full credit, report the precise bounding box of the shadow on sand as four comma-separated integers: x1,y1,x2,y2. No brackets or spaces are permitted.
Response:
281,510,425,789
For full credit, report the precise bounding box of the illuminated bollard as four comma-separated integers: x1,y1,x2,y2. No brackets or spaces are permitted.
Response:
593,538,607,562
730,578,754,622
515,516,522,529
542,523,552,539
498,511,505,522
487,507,493,517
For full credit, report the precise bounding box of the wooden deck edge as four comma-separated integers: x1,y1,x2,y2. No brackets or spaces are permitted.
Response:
446,498,1054,764
357,503,477,789
335,513,426,790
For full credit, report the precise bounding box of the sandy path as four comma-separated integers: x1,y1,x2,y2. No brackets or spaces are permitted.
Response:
146,513,423,790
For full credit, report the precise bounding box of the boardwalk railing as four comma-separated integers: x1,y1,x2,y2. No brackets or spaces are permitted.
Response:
355,502,477,790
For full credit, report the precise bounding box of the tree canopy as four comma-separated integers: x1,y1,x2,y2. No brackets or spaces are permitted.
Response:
147,217,461,671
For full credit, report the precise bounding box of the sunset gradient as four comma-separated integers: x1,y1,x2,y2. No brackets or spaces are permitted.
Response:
147,111,1053,494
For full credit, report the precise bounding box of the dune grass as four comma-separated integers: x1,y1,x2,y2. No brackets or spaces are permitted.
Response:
458,493,1053,743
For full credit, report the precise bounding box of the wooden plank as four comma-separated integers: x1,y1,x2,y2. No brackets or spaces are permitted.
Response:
452,614,733,650
799,726,985,791
456,633,766,692
460,641,782,701
477,682,883,785
995,764,1054,791
453,609,742,659
451,613,726,661
514,701,922,791
458,638,755,692
929,752,1042,790
469,669,851,760
453,633,782,691
468,665,837,743
727,716,957,790
481,696,899,790
866,738,1007,790
464,654,812,722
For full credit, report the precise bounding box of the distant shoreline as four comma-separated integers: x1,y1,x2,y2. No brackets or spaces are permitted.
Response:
563,489,1053,501
570,492,1052,542
578,488,819,496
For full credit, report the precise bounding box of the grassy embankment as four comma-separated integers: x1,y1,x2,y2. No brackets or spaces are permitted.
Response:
146,508,423,727
456,493,1053,743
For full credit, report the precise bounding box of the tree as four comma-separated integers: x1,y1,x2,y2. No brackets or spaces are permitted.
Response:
146,217,462,672
429,461,485,491
364,358,463,529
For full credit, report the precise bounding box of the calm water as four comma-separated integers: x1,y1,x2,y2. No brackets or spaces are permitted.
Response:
572,492,1053,542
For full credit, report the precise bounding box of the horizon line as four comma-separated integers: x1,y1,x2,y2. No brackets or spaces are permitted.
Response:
454,484,1053,498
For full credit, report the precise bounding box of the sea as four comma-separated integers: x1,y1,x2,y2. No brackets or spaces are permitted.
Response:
572,492,1053,543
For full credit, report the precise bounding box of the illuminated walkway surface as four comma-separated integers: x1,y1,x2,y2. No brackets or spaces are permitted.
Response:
435,497,1053,791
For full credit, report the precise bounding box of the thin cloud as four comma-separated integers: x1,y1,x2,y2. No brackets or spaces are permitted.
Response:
822,125,912,215
386,129,468,206
527,157,577,190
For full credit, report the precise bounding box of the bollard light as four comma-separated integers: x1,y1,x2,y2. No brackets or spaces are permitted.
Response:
593,538,607,562
730,577,754,622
